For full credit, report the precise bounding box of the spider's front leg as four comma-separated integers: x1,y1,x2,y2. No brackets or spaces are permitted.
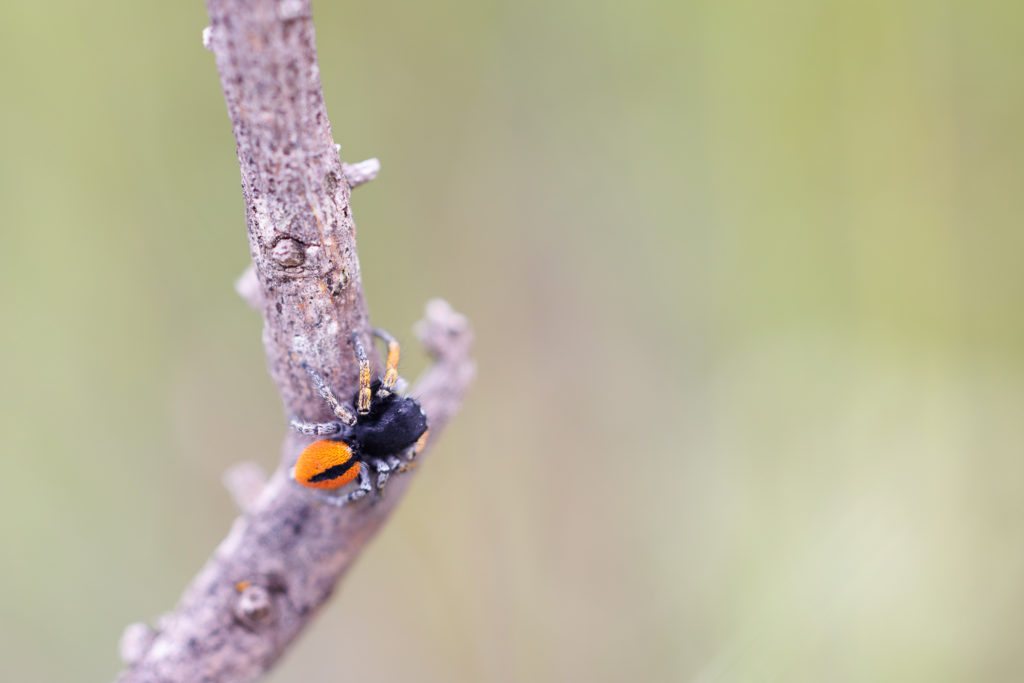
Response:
301,363,358,427
372,327,401,399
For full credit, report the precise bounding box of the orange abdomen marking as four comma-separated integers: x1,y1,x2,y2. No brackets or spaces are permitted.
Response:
294,440,360,490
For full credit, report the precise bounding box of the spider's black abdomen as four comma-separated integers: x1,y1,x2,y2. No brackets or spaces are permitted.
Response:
351,394,428,458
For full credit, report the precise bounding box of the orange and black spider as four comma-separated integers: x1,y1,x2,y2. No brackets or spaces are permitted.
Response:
290,329,428,506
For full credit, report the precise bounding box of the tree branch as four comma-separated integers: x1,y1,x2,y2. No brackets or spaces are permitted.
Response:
116,1,473,680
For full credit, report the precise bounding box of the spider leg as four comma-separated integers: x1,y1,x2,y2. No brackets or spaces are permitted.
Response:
289,418,345,436
382,455,410,477
305,463,372,507
369,458,393,490
372,328,401,398
392,430,430,473
352,334,372,415
368,442,428,492
302,363,357,426
392,459,419,474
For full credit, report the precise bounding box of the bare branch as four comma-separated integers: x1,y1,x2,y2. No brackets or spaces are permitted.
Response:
205,0,372,421
115,1,473,680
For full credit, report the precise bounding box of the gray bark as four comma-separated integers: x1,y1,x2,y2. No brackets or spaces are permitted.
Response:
116,1,474,680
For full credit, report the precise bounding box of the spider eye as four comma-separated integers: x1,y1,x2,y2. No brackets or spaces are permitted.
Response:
294,440,360,489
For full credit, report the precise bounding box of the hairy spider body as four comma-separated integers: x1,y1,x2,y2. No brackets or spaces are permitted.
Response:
349,381,428,456
291,330,429,505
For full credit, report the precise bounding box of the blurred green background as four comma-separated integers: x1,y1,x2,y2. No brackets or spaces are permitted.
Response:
1,1,1022,681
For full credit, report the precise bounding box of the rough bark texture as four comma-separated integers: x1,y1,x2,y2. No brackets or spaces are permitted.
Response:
206,0,369,412
116,1,474,680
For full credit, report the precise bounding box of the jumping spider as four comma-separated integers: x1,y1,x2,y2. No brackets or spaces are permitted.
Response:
290,329,428,506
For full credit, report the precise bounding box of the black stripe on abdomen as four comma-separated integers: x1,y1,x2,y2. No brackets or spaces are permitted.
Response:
310,458,358,483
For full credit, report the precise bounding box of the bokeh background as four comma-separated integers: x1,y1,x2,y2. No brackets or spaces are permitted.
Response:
2,1,1022,681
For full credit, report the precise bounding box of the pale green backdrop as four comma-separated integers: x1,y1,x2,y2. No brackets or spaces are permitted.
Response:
1,1,1022,681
